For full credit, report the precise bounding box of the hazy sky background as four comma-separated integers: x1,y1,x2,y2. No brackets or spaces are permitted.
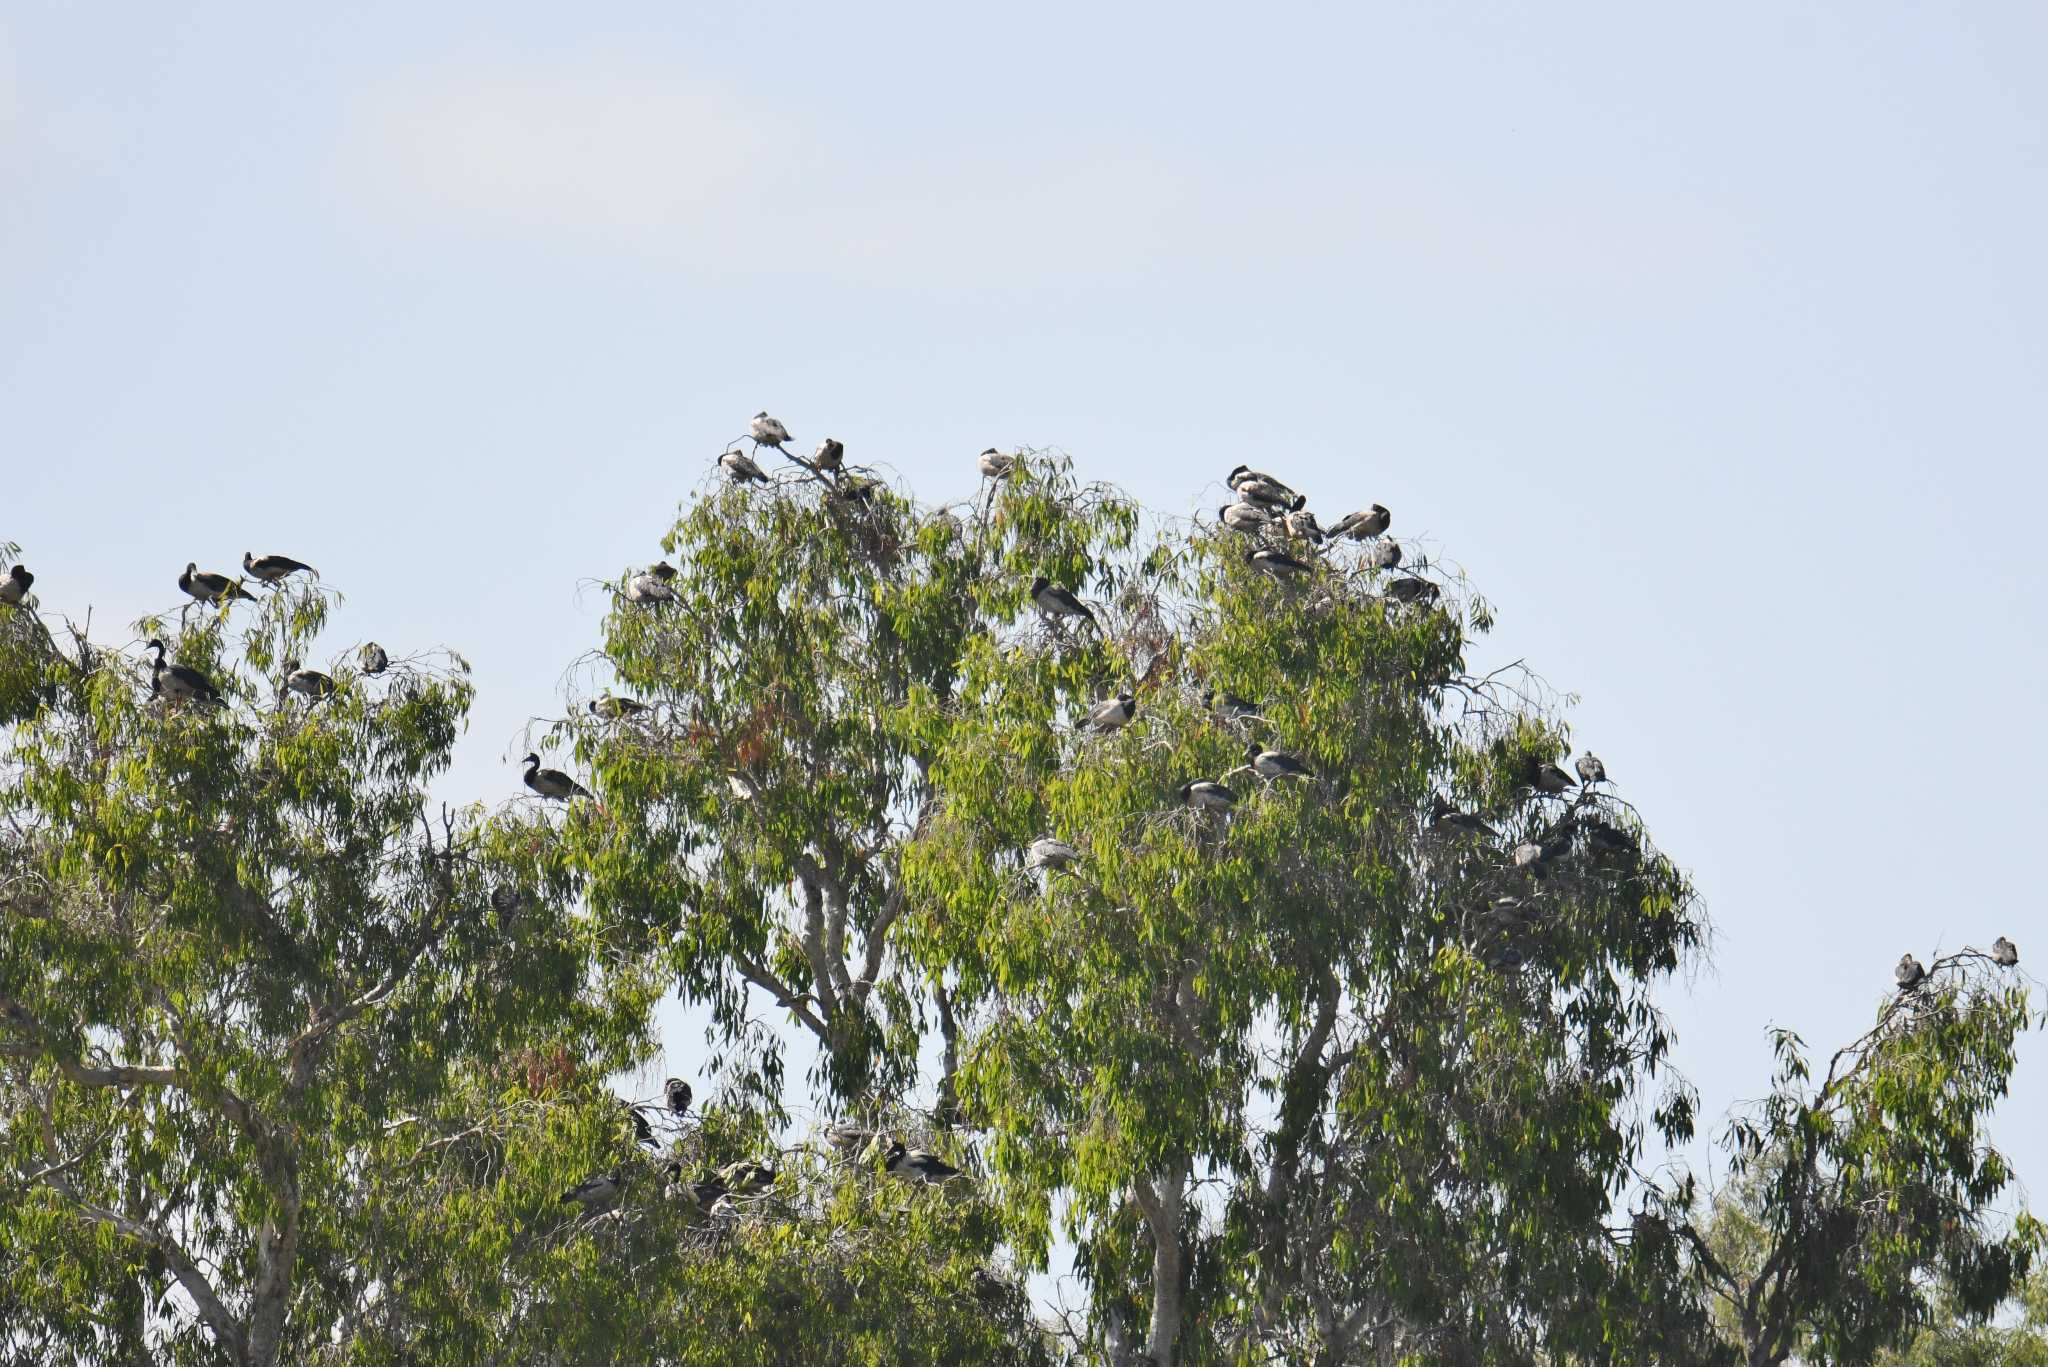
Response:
5,0,2043,1266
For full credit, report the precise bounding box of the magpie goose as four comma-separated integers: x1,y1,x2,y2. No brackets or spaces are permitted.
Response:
750,412,792,449
1280,508,1324,543
589,696,650,720
242,552,316,584
1528,762,1576,796
1328,505,1391,540
1428,794,1492,836
721,449,770,484
1235,478,1303,511
624,565,677,604
1030,577,1095,624
1180,778,1237,811
978,449,1019,478
1217,502,1269,533
358,643,389,676
560,1171,623,1211
884,1141,961,1185
664,1077,693,1114
687,1173,729,1212
522,753,593,801
282,661,336,700
1367,540,1403,570
1992,937,2019,967
718,1160,777,1196
1384,577,1439,605
628,1104,656,1148
1227,465,1297,502
1085,692,1137,733
147,640,222,705
1026,837,1081,871
1895,954,1926,993
1580,819,1635,855
1512,842,1545,869
179,563,257,604
1248,547,1313,580
813,437,845,472
0,564,31,606
1202,687,1260,723
1245,742,1312,780
1576,753,1608,786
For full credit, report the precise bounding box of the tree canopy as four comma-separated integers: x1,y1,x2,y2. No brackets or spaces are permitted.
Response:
1,445,2036,1365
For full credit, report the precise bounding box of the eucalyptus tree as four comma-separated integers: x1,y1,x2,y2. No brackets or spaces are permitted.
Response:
1663,948,2042,1367
0,580,595,1366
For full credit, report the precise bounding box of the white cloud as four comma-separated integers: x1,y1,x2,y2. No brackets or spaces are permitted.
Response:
336,53,1744,296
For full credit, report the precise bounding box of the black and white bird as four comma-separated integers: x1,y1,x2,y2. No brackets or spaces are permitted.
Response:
359,642,389,676
624,562,678,604
1226,465,1298,505
1367,540,1403,570
813,437,844,473
1180,778,1238,811
978,449,1019,478
627,1104,656,1148
1026,837,1081,872
1512,842,1546,869
146,639,222,705
664,1077,693,1115
1248,547,1313,580
749,412,792,450
589,696,650,720
522,752,592,801
1992,937,2019,967
1328,505,1391,540
179,562,257,605
1384,577,1439,605
1245,742,1313,780
1580,819,1635,855
1217,502,1270,534
1576,753,1608,787
1895,954,1927,993
0,564,31,607
1428,794,1492,837
1084,692,1137,733
242,552,316,585
686,1173,729,1212
721,449,770,484
884,1141,962,1185
1029,577,1095,625
1202,687,1260,723
718,1160,777,1196
560,1171,623,1212
1528,762,1576,797
1279,508,1324,543
282,660,336,700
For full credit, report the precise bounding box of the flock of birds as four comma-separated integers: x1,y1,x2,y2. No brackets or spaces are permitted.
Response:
559,1074,963,1217
2,411,2026,1216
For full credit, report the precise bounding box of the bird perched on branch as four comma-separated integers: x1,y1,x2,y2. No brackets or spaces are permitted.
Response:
359,643,389,676
664,1077,692,1115
1280,508,1324,543
978,449,1019,478
1217,502,1270,534
1227,466,1300,509
1029,577,1095,625
885,1141,962,1185
1576,753,1608,787
721,449,770,484
1991,937,2018,967
1180,778,1238,811
812,437,844,473
0,564,31,607
282,660,335,700
1528,761,1576,796
147,640,222,705
1895,954,1926,993
242,552,316,585
1026,837,1081,872
1248,547,1313,580
1429,794,1492,837
522,753,592,801
624,562,677,604
718,1160,777,1196
627,1104,656,1149
1384,577,1439,605
590,696,650,721
749,412,792,450
179,562,257,605
1329,505,1391,540
1203,687,1261,723
1084,692,1137,733
1245,742,1313,780
560,1171,623,1212
1367,540,1403,570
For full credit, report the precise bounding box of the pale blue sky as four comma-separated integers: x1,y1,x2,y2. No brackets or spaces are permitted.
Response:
5,0,2043,1225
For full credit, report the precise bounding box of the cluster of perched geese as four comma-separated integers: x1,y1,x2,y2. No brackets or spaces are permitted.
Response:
560,1074,963,1217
